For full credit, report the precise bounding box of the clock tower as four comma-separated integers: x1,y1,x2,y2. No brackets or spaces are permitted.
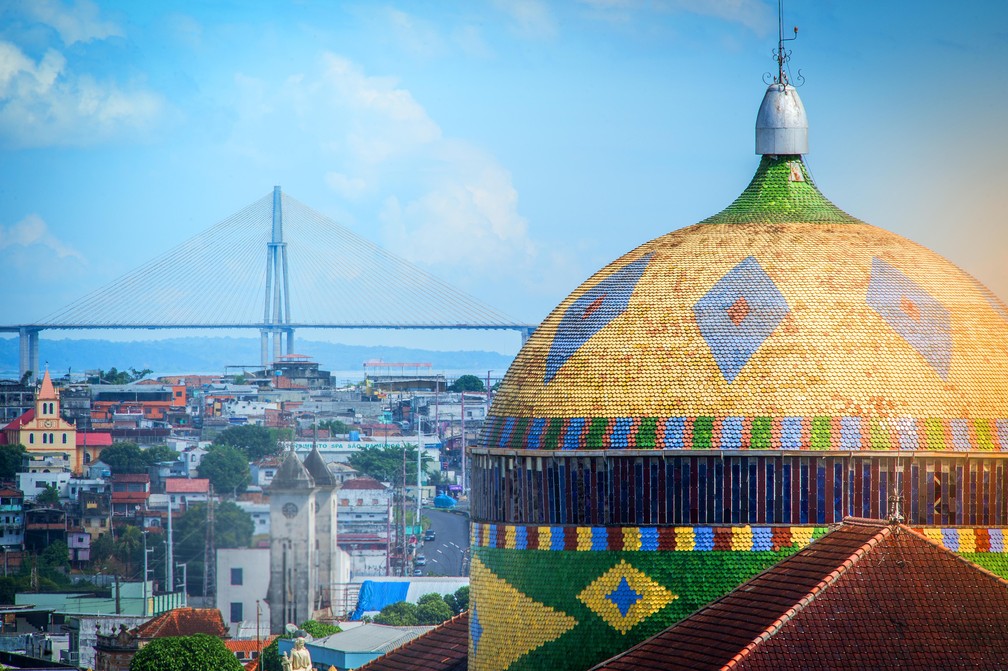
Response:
266,448,318,634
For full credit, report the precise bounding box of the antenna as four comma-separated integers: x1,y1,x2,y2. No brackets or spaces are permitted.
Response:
769,0,800,87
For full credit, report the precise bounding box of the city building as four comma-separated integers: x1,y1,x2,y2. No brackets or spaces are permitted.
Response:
337,477,393,578
109,473,150,519
216,548,270,639
93,607,227,671
468,63,1008,671
0,488,24,549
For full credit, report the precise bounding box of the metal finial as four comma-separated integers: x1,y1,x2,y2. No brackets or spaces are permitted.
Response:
764,0,801,88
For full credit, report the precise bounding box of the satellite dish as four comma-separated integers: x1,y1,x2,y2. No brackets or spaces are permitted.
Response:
285,623,298,634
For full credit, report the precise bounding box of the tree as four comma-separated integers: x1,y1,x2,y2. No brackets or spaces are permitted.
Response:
115,526,143,578
198,445,250,495
449,374,484,392
36,484,61,506
96,367,153,385
443,585,469,615
91,533,115,563
174,502,253,593
143,444,180,464
416,592,453,624
299,619,341,638
0,444,25,481
318,419,351,435
129,633,243,671
347,445,433,485
38,541,69,579
374,600,418,626
99,442,149,474
213,425,279,461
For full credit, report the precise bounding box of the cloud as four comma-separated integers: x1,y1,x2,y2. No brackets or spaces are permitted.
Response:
0,214,85,262
22,0,122,45
492,0,557,39
0,40,164,147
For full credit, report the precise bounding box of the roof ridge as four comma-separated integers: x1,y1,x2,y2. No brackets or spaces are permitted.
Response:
721,523,892,670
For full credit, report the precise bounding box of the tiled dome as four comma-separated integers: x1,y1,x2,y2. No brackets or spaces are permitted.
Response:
483,156,1008,450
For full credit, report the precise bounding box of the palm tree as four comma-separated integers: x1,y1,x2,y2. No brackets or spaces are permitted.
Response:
114,525,142,578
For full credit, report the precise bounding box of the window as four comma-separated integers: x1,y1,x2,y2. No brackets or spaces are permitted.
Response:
42,433,48,444
229,602,243,622
29,434,33,444
231,567,243,585
62,434,67,444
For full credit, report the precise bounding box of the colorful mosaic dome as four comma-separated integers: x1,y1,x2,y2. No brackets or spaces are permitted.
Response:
468,81,1008,671
485,155,1008,446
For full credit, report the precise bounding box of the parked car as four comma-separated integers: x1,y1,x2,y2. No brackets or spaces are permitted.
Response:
415,554,426,566
413,568,424,576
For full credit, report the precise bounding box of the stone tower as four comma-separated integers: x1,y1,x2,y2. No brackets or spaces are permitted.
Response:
267,449,317,634
303,445,339,610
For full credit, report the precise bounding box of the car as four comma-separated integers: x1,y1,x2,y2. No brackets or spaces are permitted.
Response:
413,568,423,576
423,530,436,542
415,554,426,566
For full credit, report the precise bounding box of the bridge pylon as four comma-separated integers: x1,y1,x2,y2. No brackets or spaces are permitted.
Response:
261,185,293,367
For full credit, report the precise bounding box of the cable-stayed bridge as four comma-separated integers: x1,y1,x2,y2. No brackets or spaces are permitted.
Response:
4,187,535,378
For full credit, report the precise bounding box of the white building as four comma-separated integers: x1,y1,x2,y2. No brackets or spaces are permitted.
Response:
216,548,270,638
235,500,270,536
337,477,393,578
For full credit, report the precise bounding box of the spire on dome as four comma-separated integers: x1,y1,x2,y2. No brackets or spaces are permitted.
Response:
756,0,807,156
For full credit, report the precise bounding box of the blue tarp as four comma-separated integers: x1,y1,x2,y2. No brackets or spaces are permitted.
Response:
350,581,410,620
434,494,456,509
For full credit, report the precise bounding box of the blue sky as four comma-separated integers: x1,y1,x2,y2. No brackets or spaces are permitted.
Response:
1,0,1006,356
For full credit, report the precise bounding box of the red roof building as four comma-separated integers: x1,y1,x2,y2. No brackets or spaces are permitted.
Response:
95,608,229,671
355,612,469,671
591,518,1008,671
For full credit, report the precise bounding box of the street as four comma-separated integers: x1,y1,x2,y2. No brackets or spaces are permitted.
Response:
421,507,470,576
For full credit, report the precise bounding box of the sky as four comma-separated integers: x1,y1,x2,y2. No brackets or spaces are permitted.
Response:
1,0,1007,358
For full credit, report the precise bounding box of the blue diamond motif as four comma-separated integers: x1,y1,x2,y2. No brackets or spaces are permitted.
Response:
470,605,483,651
693,256,789,383
606,576,642,618
545,254,652,384
867,257,952,379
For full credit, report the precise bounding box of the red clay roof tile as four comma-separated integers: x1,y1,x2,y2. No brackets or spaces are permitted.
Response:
590,518,1008,671
355,612,469,671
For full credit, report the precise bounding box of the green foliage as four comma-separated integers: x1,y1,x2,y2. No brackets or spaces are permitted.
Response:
0,576,27,604
115,526,143,576
0,444,25,481
416,592,453,624
197,445,250,495
449,374,484,392
129,633,243,671
299,619,341,638
95,367,153,385
174,502,253,592
318,419,351,435
374,600,418,626
99,442,180,474
38,541,69,576
143,444,180,464
36,484,61,506
346,445,433,485
444,585,469,615
213,425,280,461
99,442,149,474
91,533,115,562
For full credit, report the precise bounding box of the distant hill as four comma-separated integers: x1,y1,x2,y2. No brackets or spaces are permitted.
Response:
0,336,515,381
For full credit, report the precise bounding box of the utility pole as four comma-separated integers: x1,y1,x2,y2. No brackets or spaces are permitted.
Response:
460,392,466,496
176,562,188,606
203,487,216,601
166,497,174,592
142,531,151,617
416,406,422,529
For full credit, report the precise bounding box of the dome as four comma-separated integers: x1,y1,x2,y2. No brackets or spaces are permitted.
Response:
468,81,1008,671
484,156,1008,448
